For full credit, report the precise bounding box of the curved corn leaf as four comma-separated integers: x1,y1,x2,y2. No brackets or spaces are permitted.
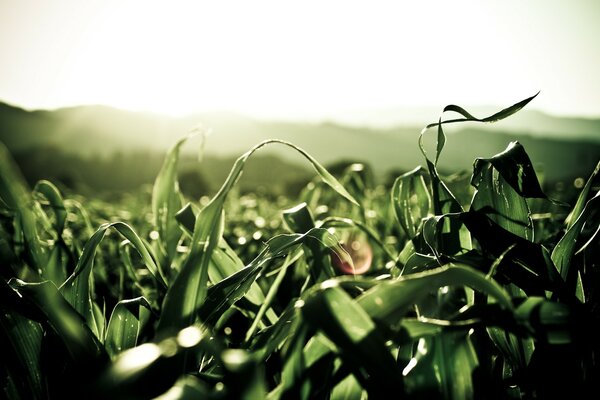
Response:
331,374,364,400
0,143,46,270
358,264,513,326
565,160,599,229
301,284,403,396
105,296,152,359
391,166,432,240
417,94,539,256
471,150,534,240
152,135,192,263
427,92,539,129
552,191,600,284
472,141,546,200
245,247,303,342
0,280,44,400
460,210,565,297
402,332,478,400
418,124,464,255
33,180,67,236
197,229,349,326
282,202,315,233
95,325,223,400
319,216,397,263
60,222,166,337
7,278,106,363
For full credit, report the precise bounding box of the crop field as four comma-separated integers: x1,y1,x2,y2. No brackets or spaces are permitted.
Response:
1,96,599,399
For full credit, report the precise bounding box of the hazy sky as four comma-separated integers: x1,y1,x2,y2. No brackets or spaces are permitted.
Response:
1,0,599,117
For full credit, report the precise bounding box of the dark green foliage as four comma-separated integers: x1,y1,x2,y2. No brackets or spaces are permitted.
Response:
1,96,599,399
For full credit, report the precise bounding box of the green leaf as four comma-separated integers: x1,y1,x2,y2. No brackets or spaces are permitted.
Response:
391,166,432,240
402,332,478,399
282,202,315,233
514,297,575,345
60,222,166,336
0,280,44,400
0,143,46,270
417,94,540,255
358,264,513,326
418,124,465,255
471,151,534,240
331,373,364,400
302,283,403,396
319,216,397,264
152,135,189,263
427,92,539,129
105,296,152,359
245,247,303,342
460,210,565,296
551,191,600,283
197,229,346,326
565,160,599,229
435,119,446,165
33,180,67,236
7,278,106,363
472,141,546,200
95,325,223,400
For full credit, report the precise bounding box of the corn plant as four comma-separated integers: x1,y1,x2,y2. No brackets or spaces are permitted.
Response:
1,94,599,399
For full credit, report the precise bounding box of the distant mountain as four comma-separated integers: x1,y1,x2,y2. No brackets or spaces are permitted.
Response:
315,106,600,142
1,101,598,189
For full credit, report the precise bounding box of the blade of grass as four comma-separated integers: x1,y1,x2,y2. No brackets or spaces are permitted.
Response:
0,143,46,270
105,296,152,359
426,92,539,129
391,166,432,240
552,191,600,283
152,135,193,263
60,222,166,336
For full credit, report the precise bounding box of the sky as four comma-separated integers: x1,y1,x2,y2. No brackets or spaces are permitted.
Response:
1,0,599,118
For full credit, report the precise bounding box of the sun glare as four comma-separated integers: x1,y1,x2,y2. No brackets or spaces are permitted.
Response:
1,0,599,116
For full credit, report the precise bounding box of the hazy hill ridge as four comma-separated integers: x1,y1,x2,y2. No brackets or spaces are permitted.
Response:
1,101,599,184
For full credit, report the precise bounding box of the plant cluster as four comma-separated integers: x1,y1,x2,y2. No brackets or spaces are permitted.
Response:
1,95,598,399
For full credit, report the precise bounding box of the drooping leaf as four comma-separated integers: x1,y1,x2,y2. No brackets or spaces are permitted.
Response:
301,283,403,396
471,153,534,240
6,278,106,364
472,141,547,200
418,124,465,255
358,264,513,326
320,216,397,264
552,191,600,284
60,222,166,336
105,296,152,358
33,180,67,236
460,210,566,297
391,166,432,240
428,92,540,129
0,143,46,270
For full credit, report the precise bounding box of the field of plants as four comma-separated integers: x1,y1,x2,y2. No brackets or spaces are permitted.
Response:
1,95,599,399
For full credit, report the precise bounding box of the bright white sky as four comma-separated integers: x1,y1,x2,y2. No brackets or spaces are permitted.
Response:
1,0,599,117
